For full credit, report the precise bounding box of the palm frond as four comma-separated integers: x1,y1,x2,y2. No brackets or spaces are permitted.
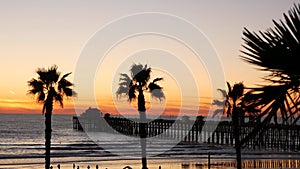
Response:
37,65,61,86
152,77,163,83
226,82,232,98
38,92,45,102
63,87,74,97
28,78,44,94
241,4,300,78
116,86,128,96
116,72,135,101
54,92,63,108
213,82,244,117
150,89,165,101
131,64,151,86
60,72,72,80
28,78,46,103
217,88,227,98
58,79,73,92
128,85,137,101
28,65,75,114
212,99,225,106
242,84,289,124
239,4,300,147
117,64,165,103
148,78,165,101
130,63,144,78
120,73,131,83
232,83,244,102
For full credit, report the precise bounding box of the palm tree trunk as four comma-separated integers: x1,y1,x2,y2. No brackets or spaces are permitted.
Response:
138,89,147,169
235,141,242,169
232,107,242,169
139,111,147,169
44,96,53,169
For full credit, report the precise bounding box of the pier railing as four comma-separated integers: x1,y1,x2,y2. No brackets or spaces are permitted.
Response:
73,116,300,151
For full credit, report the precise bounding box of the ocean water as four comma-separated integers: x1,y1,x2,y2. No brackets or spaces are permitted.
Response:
1,114,300,169
0,114,92,165
0,114,235,166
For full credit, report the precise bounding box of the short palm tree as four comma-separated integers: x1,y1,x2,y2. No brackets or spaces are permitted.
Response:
240,4,300,145
116,63,165,169
28,65,75,169
213,82,244,169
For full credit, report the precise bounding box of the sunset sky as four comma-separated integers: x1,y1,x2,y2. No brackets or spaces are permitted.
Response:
0,1,297,116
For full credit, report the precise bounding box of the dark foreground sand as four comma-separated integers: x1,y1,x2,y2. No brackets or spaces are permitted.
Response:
3,158,300,169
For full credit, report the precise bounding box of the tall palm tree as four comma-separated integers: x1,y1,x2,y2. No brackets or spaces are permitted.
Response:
116,63,165,169
240,4,300,145
213,82,244,169
28,65,76,169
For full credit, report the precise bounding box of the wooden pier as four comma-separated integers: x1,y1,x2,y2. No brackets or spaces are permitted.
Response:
187,159,300,169
73,116,300,151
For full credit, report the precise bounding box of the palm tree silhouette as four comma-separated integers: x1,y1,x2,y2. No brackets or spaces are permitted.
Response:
240,4,300,145
116,63,165,169
213,82,244,169
28,65,76,169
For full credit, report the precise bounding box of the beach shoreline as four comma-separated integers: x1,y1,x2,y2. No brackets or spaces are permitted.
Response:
2,155,300,169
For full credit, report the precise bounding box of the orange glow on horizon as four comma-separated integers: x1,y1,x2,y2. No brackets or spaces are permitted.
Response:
0,102,212,117
97,95,213,117
0,91,216,116
0,98,76,115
